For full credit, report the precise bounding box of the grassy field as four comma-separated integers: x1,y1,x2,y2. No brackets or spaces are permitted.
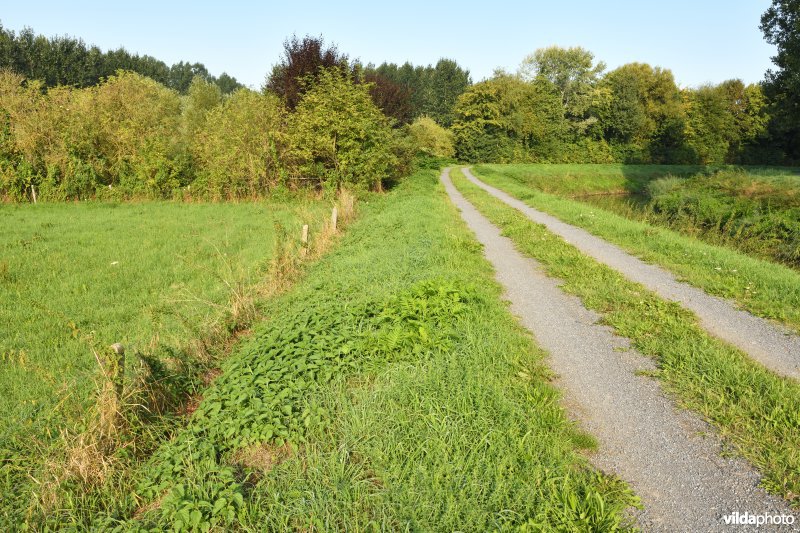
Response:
473,164,800,332
0,198,333,524
451,167,800,505
9,163,798,528
477,164,800,268
7,170,640,530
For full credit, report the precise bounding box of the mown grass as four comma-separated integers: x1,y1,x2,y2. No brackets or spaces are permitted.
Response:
500,163,800,268
45,170,640,531
474,163,704,196
451,167,800,506
472,164,800,333
0,198,331,525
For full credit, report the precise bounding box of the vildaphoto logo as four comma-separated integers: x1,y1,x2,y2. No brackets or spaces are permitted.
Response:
721,511,795,527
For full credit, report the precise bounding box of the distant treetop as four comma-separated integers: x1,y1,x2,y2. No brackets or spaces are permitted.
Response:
0,22,243,94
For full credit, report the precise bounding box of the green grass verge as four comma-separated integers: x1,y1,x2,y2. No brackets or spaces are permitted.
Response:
35,170,639,531
451,167,800,506
499,162,800,268
473,164,800,333
474,163,704,196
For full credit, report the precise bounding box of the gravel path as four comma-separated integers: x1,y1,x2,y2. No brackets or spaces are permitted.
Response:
442,168,795,532
461,167,800,381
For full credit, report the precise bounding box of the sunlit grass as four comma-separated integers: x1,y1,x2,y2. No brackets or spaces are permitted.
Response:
472,164,800,332
452,167,800,505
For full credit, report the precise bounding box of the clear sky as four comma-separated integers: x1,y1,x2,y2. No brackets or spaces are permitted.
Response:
0,1,776,89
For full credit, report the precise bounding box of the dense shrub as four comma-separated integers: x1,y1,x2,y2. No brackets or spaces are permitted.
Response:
646,170,800,266
0,64,420,200
406,116,454,158
192,89,287,198
0,70,189,200
288,68,398,190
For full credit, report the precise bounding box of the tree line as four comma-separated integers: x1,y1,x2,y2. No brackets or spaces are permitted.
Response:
0,23,242,94
0,35,457,201
452,47,771,165
3,0,800,201
453,1,800,166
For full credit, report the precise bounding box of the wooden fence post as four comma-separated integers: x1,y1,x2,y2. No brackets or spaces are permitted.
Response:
109,343,125,403
331,206,338,232
301,224,309,256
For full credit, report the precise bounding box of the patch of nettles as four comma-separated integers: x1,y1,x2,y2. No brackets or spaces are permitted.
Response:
97,279,476,531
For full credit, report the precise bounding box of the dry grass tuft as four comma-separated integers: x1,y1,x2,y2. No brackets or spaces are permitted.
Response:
234,442,294,473
268,188,356,293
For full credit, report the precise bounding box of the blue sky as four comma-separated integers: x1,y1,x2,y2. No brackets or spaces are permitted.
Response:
1,1,776,89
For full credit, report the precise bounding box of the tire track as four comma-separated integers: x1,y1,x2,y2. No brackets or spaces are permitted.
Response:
461,167,800,381
441,168,794,531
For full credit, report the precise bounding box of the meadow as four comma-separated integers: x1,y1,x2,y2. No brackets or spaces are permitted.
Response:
0,197,332,524
4,164,800,529
4,10,800,526
1,170,639,530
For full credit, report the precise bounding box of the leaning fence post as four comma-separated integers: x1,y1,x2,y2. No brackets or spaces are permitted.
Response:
30,185,37,204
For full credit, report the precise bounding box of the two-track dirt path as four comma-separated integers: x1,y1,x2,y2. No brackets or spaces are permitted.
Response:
461,167,800,380
441,168,794,531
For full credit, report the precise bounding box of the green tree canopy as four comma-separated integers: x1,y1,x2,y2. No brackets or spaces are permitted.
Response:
266,35,350,110
0,22,241,94
761,0,800,160
519,46,607,138
601,63,685,161
288,68,397,190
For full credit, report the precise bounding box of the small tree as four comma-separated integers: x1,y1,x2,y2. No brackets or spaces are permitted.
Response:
266,35,350,110
288,68,397,190
407,116,454,157
182,76,222,140
362,70,414,125
92,71,184,195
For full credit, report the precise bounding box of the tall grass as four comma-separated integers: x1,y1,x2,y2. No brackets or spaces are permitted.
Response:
476,163,704,195
477,164,800,269
642,169,800,267
0,196,332,525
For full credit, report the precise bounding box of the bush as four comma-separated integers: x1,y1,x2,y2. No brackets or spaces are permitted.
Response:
288,68,397,190
406,116,454,158
192,89,287,199
0,70,187,199
0,64,415,201
646,170,800,266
